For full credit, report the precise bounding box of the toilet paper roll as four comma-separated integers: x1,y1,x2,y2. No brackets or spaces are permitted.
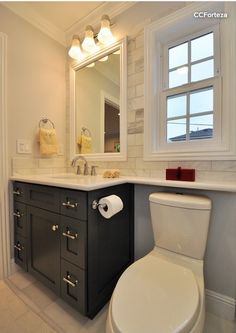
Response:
98,195,123,219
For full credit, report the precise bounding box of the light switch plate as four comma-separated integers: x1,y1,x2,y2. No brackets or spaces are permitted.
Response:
16,139,32,154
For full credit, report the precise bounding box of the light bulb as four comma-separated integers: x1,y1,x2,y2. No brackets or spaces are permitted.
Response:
86,62,95,68
82,26,98,53
68,35,84,60
98,15,115,45
113,49,120,55
99,56,108,62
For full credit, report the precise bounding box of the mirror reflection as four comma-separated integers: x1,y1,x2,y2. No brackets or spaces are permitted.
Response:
75,50,120,154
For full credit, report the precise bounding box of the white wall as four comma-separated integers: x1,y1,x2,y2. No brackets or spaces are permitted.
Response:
0,5,66,170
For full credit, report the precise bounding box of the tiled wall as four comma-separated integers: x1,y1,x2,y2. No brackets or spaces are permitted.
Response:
12,31,236,182
12,157,68,176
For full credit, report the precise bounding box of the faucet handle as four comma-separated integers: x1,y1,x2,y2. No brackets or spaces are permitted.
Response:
84,163,89,175
76,165,82,175
91,165,98,176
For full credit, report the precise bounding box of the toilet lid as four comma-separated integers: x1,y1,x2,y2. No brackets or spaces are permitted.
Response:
111,255,200,333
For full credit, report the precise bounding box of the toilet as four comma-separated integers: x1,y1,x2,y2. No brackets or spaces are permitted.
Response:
106,192,211,333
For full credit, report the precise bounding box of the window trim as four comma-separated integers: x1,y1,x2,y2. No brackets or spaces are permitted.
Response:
144,2,236,161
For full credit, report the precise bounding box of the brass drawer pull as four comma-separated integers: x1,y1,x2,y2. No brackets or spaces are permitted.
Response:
14,244,24,251
13,211,23,218
62,231,78,240
62,201,78,209
63,275,78,288
13,189,22,196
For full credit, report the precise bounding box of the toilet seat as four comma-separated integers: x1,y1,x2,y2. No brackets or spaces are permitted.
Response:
111,254,200,333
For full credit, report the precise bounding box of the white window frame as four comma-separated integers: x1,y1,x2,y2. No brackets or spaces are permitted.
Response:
144,2,236,161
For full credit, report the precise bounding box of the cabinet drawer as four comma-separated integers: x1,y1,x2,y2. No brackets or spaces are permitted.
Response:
13,202,27,236
14,234,27,271
27,184,60,213
61,259,86,315
61,217,86,269
60,190,87,220
13,182,27,203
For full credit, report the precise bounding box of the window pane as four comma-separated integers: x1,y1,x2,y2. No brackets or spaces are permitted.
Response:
169,42,188,69
167,118,186,142
189,114,213,140
191,33,213,62
169,67,188,88
167,94,186,118
190,88,213,114
191,59,214,82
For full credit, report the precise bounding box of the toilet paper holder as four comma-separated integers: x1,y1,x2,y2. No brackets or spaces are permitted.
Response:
92,200,108,210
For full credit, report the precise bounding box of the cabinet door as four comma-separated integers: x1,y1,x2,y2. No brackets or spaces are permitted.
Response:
27,206,60,294
61,217,86,269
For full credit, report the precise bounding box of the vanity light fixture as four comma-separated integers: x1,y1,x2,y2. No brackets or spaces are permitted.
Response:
68,15,115,61
82,25,98,53
98,15,114,45
68,35,84,60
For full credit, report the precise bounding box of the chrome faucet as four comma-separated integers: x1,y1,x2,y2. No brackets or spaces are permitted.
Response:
71,156,89,175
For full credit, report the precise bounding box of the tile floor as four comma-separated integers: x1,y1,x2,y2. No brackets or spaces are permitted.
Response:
0,270,234,333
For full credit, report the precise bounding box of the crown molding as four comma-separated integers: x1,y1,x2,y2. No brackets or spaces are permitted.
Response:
65,1,137,44
2,2,66,46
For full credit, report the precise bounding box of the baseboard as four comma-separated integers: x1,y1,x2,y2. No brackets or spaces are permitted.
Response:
206,289,236,321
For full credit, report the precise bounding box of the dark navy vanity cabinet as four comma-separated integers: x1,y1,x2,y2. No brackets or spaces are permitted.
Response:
13,181,134,318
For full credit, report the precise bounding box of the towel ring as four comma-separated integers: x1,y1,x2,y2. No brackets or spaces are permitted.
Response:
81,127,91,137
39,118,55,129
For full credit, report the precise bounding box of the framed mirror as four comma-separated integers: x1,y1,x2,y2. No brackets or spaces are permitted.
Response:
69,37,127,161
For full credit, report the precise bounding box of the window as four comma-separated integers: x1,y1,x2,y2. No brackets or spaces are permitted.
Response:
162,28,218,146
144,3,236,160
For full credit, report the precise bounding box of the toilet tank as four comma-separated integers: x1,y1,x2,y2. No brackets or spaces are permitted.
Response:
149,193,211,260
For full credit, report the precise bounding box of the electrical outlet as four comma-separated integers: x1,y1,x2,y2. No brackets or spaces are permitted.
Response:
16,139,32,154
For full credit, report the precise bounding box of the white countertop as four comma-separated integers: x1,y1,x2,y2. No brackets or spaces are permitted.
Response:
10,173,236,192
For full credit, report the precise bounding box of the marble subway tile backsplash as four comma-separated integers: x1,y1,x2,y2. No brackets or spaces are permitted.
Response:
12,157,68,176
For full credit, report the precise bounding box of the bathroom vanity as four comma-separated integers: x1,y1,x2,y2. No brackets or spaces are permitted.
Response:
12,180,134,318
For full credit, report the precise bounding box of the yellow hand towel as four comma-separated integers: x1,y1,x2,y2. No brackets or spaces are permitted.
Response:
39,128,58,156
77,134,92,154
